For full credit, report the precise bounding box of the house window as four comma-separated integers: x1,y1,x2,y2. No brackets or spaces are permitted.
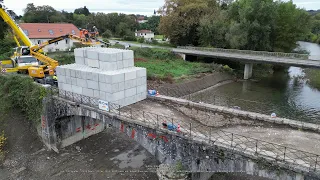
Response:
49,29,54,35
60,29,63,32
145,33,147,35
140,33,143,36
23,30,29,36
38,29,41,32
37,40,41,44
55,41,58,45
72,30,76,35
65,39,69,44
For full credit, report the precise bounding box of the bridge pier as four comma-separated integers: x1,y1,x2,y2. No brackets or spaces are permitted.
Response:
244,63,253,80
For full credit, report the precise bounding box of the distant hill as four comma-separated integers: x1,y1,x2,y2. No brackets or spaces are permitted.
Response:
308,10,320,15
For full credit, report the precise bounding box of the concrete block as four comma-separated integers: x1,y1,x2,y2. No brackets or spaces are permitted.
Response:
99,61,117,71
136,77,145,86
65,68,71,77
93,89,100,98
86,71,93,80
87,49,99,60
58,75,66,83
79,70,87,79
87,80,99,90
118,98,126,107
117,52,123,61
111,83,119,93
98,73,106,83
118,82,125,91
75,69,81,78
92,72,99,81
56,66,65,76
98,51,117,62
99,82,110,92
77,78,87,88
86,58,100,68
58,82,64,90
113,91,125,101
72,85,83,94
125,95,137,105
117,60,124,69
70,69,76,77
124,79,137,89
83,88,94,97
123,59,134,68
75,57,85,65
99,91,106,100
110,73,125,84
125,87,136,97
71,77,77,85
136,68,147,77
63,83,72,92
137,84,147,93
65,76,72,84
74,48,85,57
125,70,136,81
123,50,134,60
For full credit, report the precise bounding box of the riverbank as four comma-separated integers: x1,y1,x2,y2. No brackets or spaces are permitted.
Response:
304,69,320,90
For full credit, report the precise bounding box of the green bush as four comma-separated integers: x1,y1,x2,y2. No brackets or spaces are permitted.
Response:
223,65,234,73
132,47,177,60
0,75,47,124
55,53,75,65
137,37,145,43
110,44,125,49
102,29,112,38
122,36,137,41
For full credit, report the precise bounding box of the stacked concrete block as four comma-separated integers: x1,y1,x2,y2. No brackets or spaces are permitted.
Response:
56,47,146,107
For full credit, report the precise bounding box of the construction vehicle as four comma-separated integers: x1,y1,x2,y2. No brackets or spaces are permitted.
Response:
0,3,57,84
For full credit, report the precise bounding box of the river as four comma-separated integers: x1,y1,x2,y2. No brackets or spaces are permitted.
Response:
193,41,320,124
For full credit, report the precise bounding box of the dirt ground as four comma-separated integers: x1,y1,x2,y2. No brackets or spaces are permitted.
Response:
0,112,159,180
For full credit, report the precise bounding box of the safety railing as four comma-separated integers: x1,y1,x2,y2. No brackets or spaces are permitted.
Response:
177,46,309,60
48,88,320,173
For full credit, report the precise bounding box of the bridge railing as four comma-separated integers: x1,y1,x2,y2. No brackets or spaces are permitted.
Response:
50,88,320,173
177,46,309,60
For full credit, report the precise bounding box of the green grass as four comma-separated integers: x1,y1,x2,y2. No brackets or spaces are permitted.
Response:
305,69,320,90
132,48,213,80
155,35,164,39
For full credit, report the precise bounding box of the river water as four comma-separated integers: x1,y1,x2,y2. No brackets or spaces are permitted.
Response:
195,41,320,123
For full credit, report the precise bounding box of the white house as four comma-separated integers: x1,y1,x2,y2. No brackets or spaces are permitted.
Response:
19,23,81,52
135,30,154,40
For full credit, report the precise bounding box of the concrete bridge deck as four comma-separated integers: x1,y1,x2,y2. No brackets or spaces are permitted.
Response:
172,47,320,68
43,89,320,179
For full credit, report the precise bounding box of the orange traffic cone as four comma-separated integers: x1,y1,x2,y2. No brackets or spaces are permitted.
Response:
177,124,181,132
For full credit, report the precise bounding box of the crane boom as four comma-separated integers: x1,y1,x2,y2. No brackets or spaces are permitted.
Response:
0,4,32,47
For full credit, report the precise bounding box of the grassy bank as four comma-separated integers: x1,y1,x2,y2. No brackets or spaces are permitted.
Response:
305,69,320,90
132,47,222,82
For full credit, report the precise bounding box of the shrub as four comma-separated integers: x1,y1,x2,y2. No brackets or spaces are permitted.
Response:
0,75,47,124
223,65,234,73
137,37,145,43
122,36,137,41
55,53,75,65
102,29,112,38
110,44,125,49
132,47,177,60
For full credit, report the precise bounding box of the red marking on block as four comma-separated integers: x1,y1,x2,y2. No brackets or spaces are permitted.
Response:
86,124,91,129
177,124,181,133
120,123,124,132
76,127,81,132
160,136,168,142
131,129,136,139
148,133,157,139
91,128,95,130
95,124,99,127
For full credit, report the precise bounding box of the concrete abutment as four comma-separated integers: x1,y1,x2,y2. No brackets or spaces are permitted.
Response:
244,63,253,80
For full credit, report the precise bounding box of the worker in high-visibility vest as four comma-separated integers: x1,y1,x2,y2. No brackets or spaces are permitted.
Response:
83,29,89,42
79,28,83,38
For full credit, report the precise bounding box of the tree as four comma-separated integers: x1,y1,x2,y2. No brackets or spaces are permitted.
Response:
158,0,218,45
146,16,160,34
102,29,112,38
74,6,90,16
23,3,64,23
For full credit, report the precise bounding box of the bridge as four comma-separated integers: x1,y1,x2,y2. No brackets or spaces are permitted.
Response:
172,46,319,79
40,88,320,180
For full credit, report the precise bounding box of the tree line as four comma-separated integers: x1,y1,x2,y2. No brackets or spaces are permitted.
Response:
159,0,311,52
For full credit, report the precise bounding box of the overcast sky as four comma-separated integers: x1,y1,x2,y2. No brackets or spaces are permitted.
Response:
3,0,320,16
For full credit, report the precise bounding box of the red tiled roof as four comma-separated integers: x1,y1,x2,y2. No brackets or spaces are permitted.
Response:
19,23,80,39
137,16,145,21
136,30,152,33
